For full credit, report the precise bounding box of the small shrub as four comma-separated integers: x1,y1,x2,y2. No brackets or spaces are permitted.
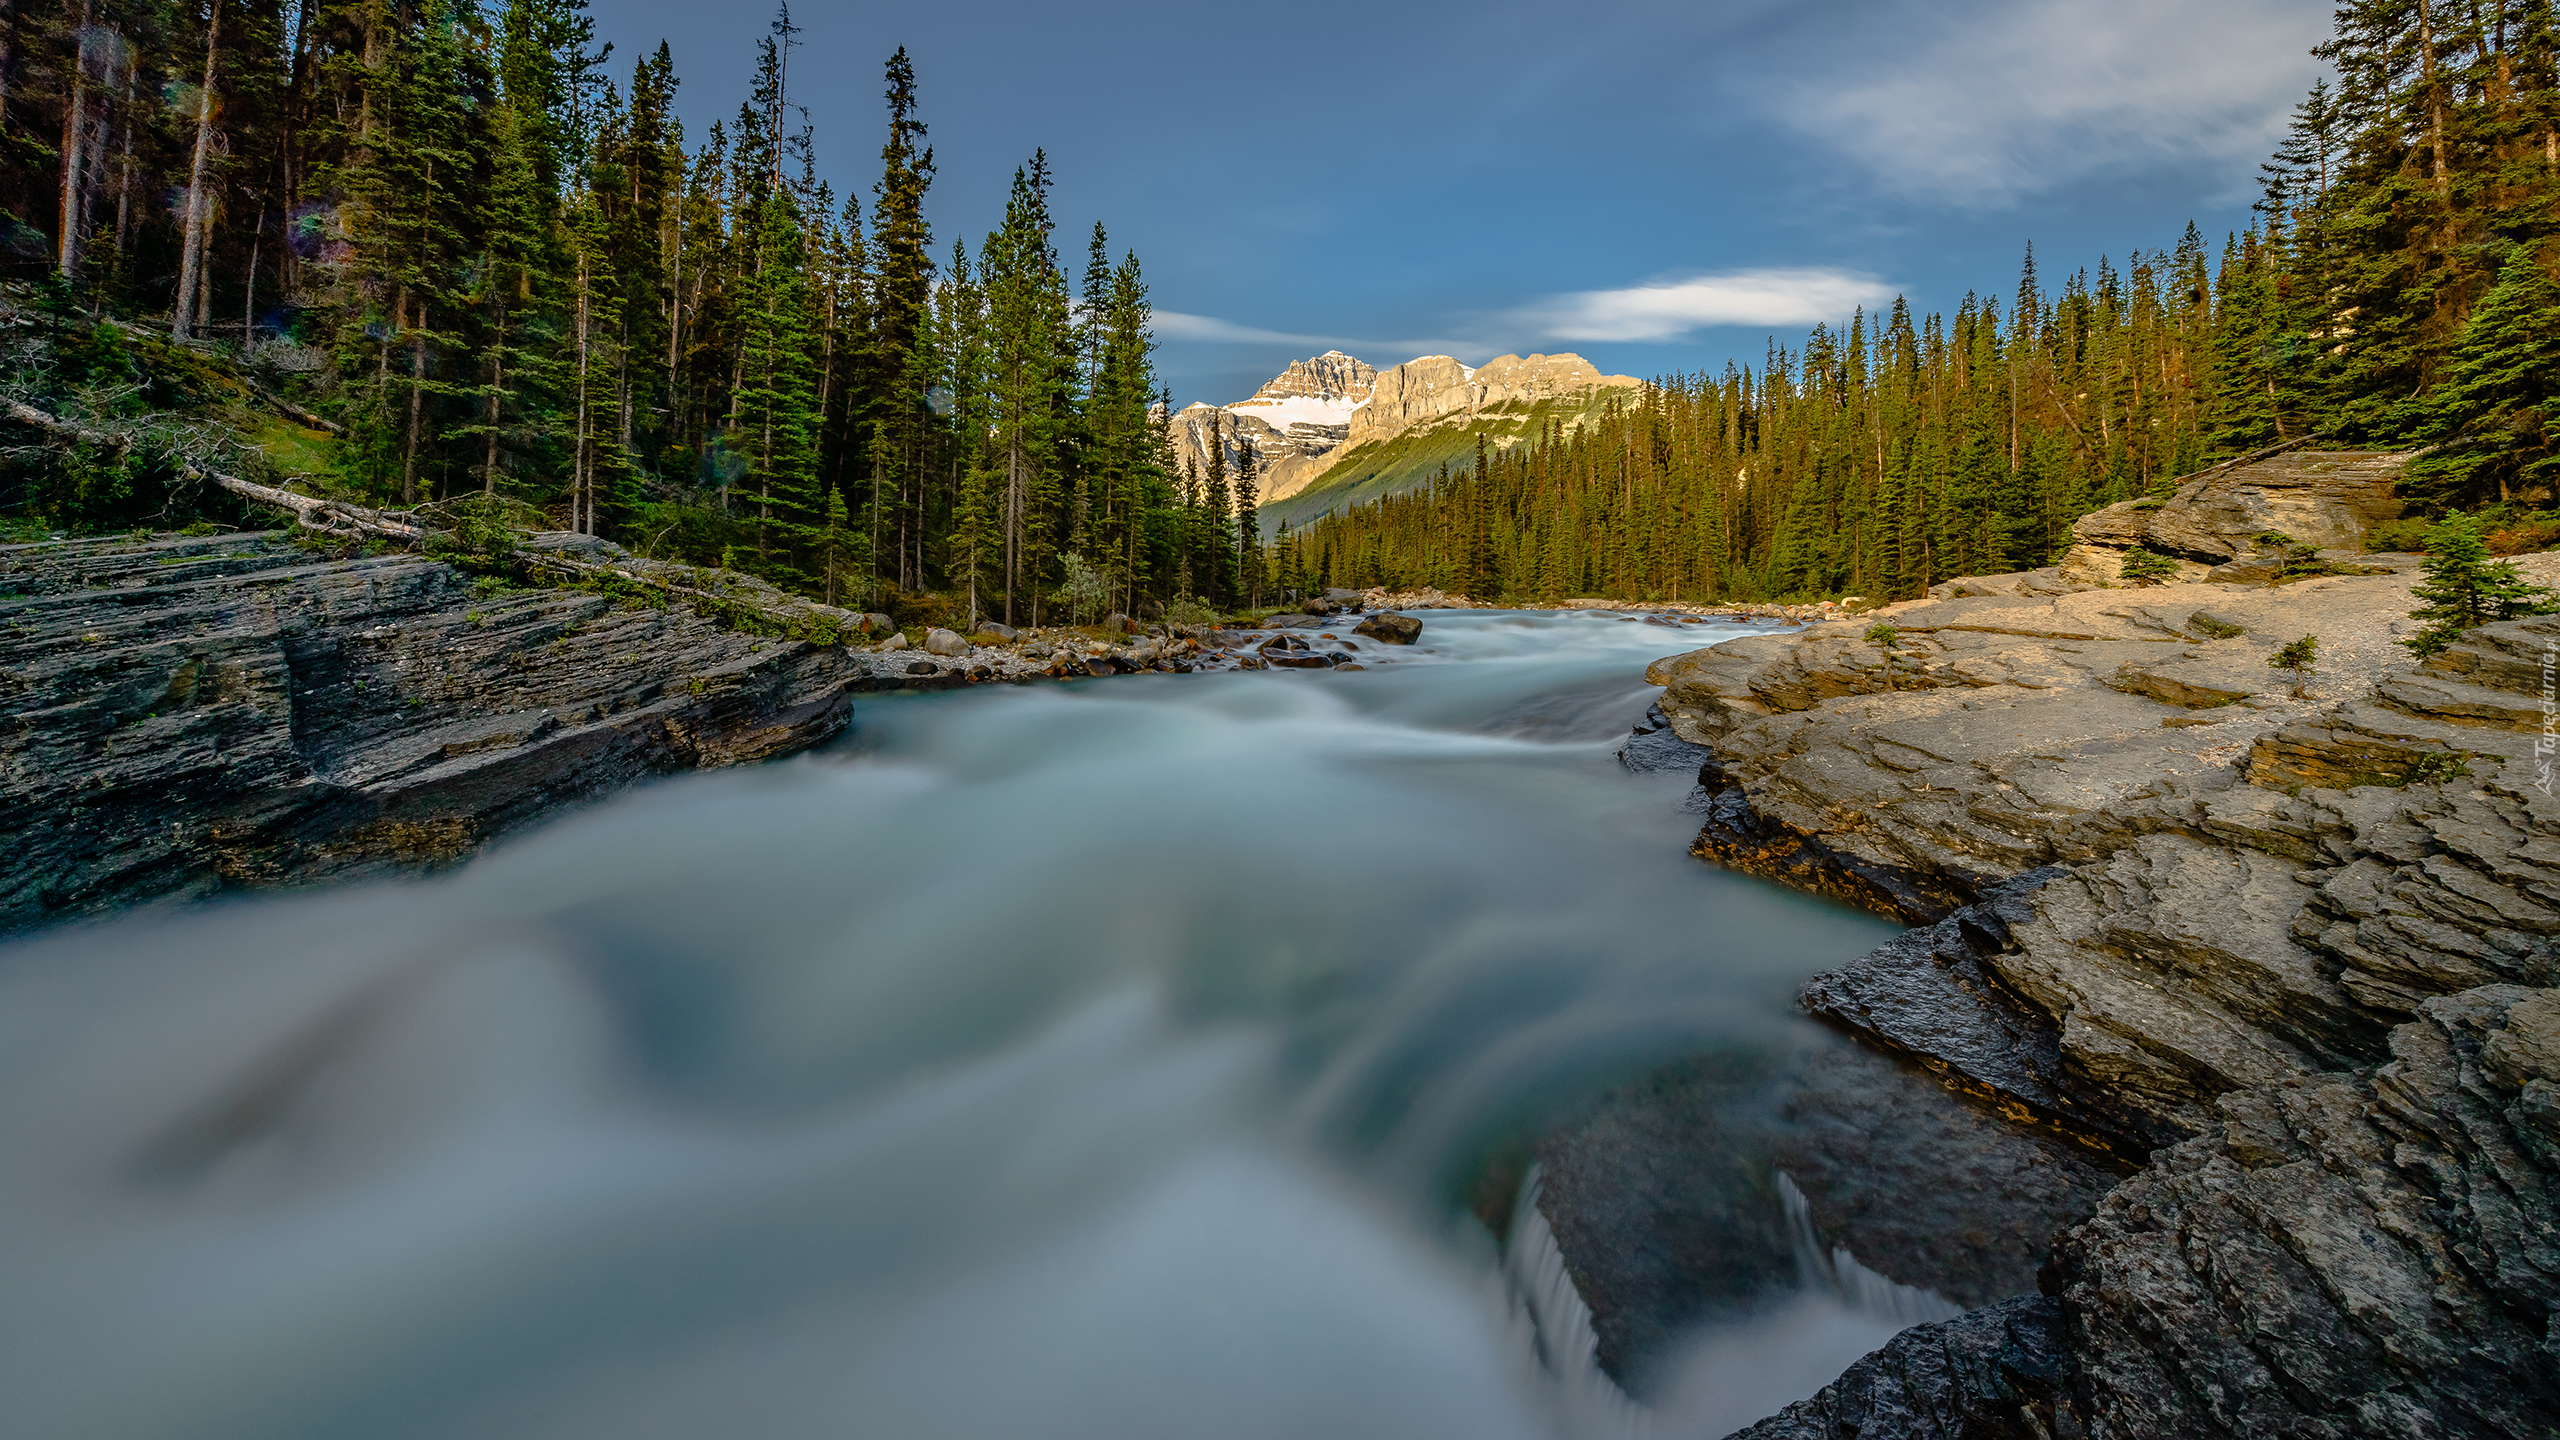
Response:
2365,516,2433,552
2403,751,2472,784
2118,546,2179,586
2268,634,2318,695
2254,530,2297,549
2276,544,2343,583
1051,553,1112,626
2132,497,2168,512
2189,613,2245,639
2483,518,2560,556
1162,595,1220,627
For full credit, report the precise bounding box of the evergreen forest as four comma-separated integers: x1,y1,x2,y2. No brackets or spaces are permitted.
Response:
4,0,2557,613
0,0,1255,625
1287,0,2560,602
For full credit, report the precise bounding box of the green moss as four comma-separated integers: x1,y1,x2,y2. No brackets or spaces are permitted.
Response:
242,415,338,480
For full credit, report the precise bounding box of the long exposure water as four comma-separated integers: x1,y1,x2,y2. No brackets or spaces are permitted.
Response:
0,610,1926,1440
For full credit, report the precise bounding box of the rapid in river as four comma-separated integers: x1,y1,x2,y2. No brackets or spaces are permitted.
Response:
0,610,1955,1440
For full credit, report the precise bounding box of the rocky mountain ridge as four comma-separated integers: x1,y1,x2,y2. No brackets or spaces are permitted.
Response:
1166,349,1639,518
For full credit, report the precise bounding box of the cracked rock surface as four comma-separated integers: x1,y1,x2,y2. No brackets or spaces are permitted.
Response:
0,532,868,931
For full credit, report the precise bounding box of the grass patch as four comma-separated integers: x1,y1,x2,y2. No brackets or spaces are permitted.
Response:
241,414,339,480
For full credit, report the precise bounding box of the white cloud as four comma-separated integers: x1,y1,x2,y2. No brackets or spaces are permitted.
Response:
1515,269,1898,342
1784,0,2330,202
1152,311,1487,363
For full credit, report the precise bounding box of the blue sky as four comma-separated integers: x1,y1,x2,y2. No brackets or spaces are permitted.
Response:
591,0,2334,406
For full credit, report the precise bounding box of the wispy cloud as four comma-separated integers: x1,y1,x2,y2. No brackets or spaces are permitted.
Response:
1782,0,2329,203
1513,269,1898,343
1152,311,1488,363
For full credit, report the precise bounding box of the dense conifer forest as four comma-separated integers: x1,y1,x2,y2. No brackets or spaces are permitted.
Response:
0,0,1249,624
3,0,2555,612
1289,0,2560,602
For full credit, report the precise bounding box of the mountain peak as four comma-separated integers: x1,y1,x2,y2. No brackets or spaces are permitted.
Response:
1244,352,1379,407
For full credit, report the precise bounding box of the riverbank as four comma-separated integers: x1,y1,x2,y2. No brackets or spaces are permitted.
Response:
1627,452,2560,1437
0,529,1473,931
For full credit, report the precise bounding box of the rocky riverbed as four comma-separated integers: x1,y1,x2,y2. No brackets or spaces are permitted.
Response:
1591,451,2560,1438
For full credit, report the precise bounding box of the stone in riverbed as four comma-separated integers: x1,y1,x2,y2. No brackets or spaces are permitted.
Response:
1267,652,1335,669
878,632,912,651
1722,1296,2072,1440
1354,611,1423,645
975,620,1019,641
1619,702,1718,775
922,627,969,656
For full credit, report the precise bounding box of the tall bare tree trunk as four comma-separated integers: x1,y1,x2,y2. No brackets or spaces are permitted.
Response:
575,251,592,534
2417,0,2450,197
0,0,19,122
241,227,260,350
57,0,94,278
404,328,425,506
483,309,504,496
173,0,225,338
112,52,133,253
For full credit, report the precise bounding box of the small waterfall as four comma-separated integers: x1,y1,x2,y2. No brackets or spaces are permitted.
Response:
1776,1171,1965,1327
1504,1165,1650,1439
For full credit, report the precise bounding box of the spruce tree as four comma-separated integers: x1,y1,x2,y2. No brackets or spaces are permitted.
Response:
2404,512,2558,657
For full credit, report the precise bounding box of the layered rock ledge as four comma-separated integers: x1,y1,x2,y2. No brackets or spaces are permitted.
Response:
1619,450,2560,1437
0,531,882,932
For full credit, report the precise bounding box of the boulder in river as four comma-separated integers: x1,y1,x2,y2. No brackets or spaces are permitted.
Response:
1355,612,1423,644
922,627,969,656
975,620,1019,641
878,632,912,651
1266,652,1335,669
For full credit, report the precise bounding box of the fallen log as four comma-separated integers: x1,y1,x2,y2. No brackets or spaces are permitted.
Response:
2,397,424,543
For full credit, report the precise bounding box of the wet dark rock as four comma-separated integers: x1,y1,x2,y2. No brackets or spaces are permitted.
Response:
1267,652,1335,669
904,660,938,676
1768,1042,2126,1309
1535,1037,2120,1396
1798,867,2149,1158
1721,1296,2073,1440
1620,702,1719,775
0,532,864,933
1259,634,1310,653
1355,612,1424,645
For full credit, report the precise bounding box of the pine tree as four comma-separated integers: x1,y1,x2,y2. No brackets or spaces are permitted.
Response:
2403,241,2560,508
2404,511,2558,656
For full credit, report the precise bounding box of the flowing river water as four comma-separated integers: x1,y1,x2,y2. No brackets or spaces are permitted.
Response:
0,610,1957,1440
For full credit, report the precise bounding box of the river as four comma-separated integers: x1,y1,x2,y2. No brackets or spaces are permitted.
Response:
0,610,1942,1440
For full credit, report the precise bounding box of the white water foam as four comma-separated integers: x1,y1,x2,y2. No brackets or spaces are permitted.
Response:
1778,1170,1967,1327
0,611,1926,1440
